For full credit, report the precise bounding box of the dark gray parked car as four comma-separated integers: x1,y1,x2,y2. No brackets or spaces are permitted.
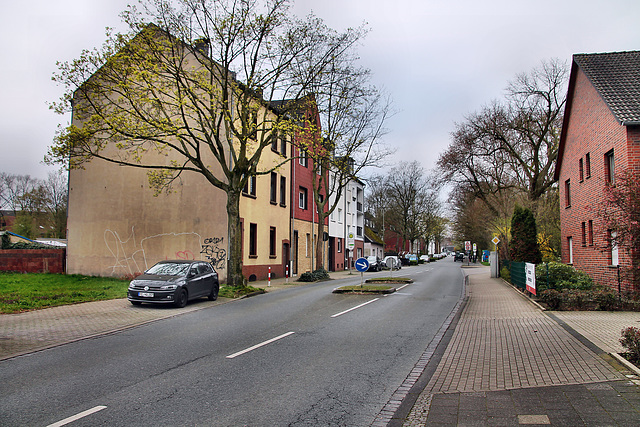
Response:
127,260,219,308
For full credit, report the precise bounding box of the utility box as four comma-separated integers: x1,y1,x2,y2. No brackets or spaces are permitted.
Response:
490,251,499,278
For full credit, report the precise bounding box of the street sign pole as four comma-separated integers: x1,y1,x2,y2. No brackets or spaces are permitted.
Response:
355,257,370,288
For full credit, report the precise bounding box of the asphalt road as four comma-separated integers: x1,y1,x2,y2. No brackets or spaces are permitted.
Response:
0,260,464,426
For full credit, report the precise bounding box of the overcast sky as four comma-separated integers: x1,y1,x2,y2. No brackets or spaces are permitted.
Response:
1,0,639,182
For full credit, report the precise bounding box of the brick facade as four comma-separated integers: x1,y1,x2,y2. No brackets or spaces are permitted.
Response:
557,64,639,291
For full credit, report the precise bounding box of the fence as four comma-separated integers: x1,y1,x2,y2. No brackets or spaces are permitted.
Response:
501,260,526,291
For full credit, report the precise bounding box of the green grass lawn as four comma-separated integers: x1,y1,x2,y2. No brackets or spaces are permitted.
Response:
0,272,130,314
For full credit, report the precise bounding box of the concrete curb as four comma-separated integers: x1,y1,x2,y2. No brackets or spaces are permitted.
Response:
610,352,640,376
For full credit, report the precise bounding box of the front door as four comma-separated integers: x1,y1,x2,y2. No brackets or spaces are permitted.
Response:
282,243,290,277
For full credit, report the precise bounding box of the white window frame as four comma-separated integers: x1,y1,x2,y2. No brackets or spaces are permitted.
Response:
611,231,619,266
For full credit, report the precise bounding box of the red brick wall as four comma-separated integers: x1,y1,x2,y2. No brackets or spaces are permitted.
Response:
242,262,284,282
558,67,637,291
0,249,66,274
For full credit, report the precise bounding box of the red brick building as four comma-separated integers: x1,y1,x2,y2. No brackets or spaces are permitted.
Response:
285,96,328,276
555,51,640,291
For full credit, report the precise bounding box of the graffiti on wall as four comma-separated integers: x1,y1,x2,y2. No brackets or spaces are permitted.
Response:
104,227,227,275
200,237,226,269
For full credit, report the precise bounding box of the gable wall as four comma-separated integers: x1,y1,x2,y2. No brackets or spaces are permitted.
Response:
67,151,229,280
559,67,634,290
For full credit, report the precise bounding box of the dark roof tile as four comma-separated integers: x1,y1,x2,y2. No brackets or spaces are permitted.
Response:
574,51,640,124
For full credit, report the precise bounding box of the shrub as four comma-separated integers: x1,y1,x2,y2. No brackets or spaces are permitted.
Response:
298,272,316,282
510,205,542,264
620,327,640,365
535,262,594,291
539,289,562,310
1,233,10,249
592,289,618,311
312,269,330,280
297,269,330,282
564,289,589,310
500,266,511,283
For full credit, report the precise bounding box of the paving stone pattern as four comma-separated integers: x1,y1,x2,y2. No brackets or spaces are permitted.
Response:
402,269,630,426
551,311,640,354
0,298,227,359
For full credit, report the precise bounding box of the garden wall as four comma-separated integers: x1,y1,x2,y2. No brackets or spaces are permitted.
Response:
0,249,66,274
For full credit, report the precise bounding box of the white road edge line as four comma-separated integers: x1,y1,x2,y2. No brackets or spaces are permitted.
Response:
396,284,411,291
331,298,380,318
47,406,107,427
226,331,295,359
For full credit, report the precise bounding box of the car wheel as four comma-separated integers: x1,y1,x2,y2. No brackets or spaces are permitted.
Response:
130,301,142,306
174,289,188,308
208,284,219,301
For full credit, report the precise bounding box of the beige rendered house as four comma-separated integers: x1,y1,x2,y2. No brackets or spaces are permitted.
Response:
65,25,293,283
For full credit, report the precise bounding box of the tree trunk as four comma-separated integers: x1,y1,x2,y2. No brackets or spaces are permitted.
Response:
226,189,245,287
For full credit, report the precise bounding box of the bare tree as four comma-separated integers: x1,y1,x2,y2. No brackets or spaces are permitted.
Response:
384,161,432,253
0,173,39,213
47,0,364,286
41,170,68,238
290,49,391,268
439,59,567,205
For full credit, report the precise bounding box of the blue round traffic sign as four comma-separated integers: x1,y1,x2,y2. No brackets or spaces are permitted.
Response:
355,257,370,272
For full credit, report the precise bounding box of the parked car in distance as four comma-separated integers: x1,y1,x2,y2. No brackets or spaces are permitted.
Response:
366,255,382,271
454,252,464,262
382,255,402,270
127,260,219,308
419,254,430,262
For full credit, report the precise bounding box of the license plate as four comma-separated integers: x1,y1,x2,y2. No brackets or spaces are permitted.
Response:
138,292,154,297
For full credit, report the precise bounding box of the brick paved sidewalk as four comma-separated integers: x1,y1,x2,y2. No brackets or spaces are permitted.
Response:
396,267,640,426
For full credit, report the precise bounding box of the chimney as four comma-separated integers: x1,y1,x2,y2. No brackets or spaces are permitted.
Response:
194,38,210,57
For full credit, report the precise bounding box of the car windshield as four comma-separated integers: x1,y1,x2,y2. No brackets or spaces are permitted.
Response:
145,262,190,276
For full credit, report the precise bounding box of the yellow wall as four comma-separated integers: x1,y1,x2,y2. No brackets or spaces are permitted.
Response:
240,120,291,279
67,148,229,280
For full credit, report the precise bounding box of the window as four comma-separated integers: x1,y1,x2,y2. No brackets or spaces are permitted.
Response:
269,227,276,257
579,158,584,182
337,208,342,223
249,223,257,257
585,152,591,178
249,111,258,139
299,187,308,210
270,172,277,204
605,150,615,185
610,230,619,266
564,179,571,207
280,135,287,157
581,222,586,246
338,238,342,253
299,149,308,167
271,133,278,152
305,233,310,257
568,236,573,264
243,175,256,197
588,220,594,246
280,176,286,207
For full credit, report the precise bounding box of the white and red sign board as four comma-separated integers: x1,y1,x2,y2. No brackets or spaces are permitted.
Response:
465,241,471,251
525,262,536,295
